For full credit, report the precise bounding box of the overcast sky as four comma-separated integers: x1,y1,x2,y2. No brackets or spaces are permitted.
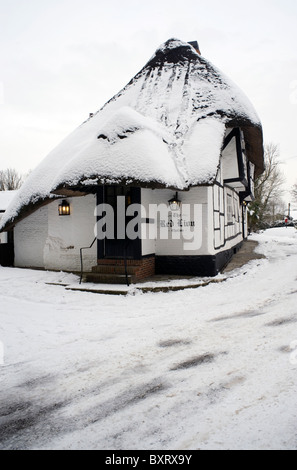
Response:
1,0,297,204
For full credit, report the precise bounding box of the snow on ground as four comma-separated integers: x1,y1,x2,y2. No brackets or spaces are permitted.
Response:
0,227,297,450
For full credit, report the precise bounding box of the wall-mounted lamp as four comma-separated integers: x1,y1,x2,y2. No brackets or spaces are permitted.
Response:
168,192,181,211
58,200,70,216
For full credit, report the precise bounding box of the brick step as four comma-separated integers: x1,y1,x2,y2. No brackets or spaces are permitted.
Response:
96,259,143,266
92,264,139,275
85,273,135,285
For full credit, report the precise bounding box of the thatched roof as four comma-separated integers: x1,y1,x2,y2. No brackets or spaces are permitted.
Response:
0,38,264,231
0,190,18,212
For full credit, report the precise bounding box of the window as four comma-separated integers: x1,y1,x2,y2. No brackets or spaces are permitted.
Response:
227,194,233,225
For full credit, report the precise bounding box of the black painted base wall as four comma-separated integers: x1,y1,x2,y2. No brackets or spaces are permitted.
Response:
0,243,14,267
156,243,242,277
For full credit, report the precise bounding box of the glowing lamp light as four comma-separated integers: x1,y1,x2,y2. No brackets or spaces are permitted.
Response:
58,200,70,216
168,192,181,211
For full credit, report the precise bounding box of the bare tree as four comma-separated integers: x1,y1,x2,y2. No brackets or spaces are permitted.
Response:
0,171,5,191
291,182,297,202
0,168,23,191
248,143,285,230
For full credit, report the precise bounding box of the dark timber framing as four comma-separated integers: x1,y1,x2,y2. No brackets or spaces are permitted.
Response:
239,159,255,203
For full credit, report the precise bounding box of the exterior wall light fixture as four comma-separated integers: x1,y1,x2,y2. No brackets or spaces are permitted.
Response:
58,200,70,216
168,192,181,211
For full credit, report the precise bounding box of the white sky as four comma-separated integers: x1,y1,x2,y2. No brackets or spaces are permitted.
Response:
0,0,297,204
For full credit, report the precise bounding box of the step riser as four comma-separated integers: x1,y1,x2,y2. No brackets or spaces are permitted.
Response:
96,259,143,266
86,274,135,284
86,257,155,284
92,265,139,275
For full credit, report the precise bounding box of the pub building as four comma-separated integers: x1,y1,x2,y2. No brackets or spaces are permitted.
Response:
0,39,264,284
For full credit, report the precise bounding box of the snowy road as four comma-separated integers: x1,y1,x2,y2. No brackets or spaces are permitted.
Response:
0,227,297,450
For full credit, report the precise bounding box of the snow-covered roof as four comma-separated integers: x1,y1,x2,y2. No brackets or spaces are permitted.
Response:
0,38,264,231
0,190,18,212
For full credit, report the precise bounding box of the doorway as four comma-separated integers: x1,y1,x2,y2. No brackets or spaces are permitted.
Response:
96,186,141,259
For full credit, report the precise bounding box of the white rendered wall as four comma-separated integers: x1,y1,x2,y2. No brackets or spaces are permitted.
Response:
221,137,239,181
44,195,97,272
221,129,247,193
13,187,244,270
140,187,212,256
14,206,49,268
14,195,97,272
